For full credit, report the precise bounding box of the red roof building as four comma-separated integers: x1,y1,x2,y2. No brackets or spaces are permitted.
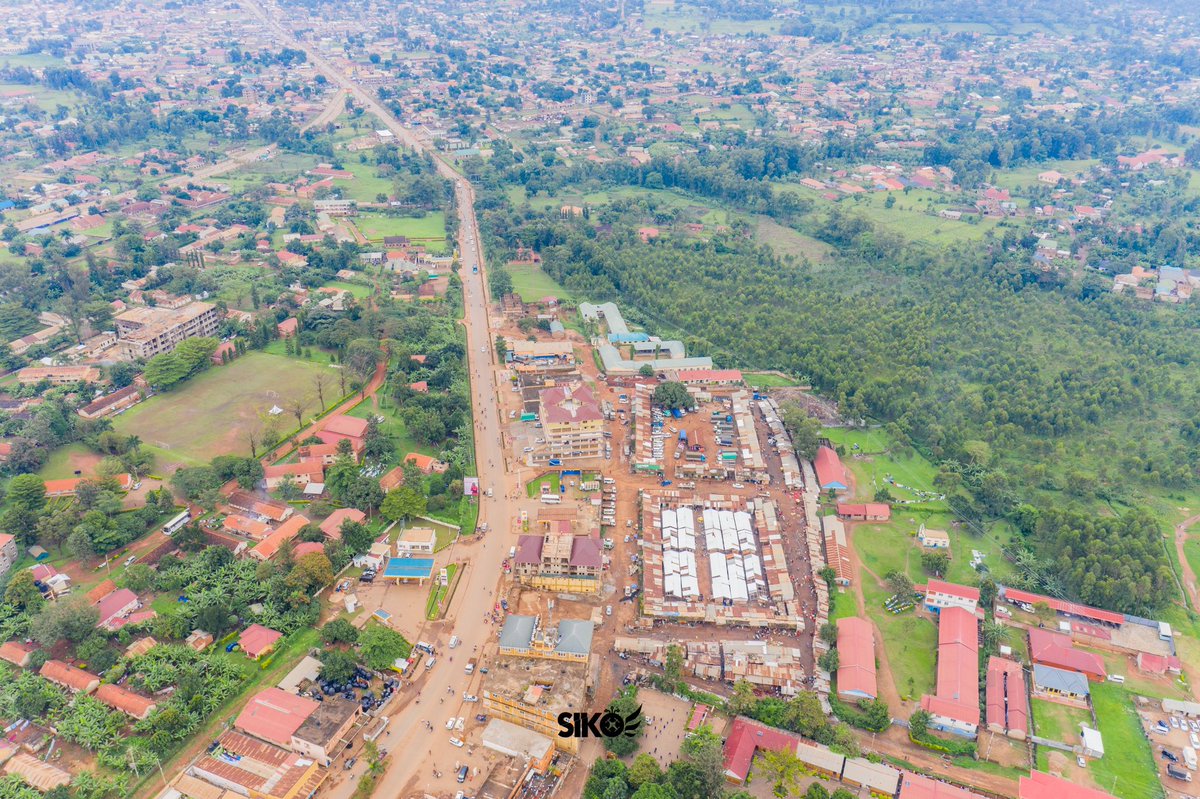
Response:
316,415,369,453
836,503,891,522
985,656,1029,739
1136,652,1183,675
836,617,877,700
95,683,158,719
239,624,283,660
226,491,292,522
224,514,272,540
898,772,983,799
1000,587,1124,627
813,446,847,492
923,579,980,614
250,515,311,561
1019,771,1117,799
722,716,801,784
319,508,366,540
234,687,319,747
674,369,744,385
0,641,35,668
39,660,99,694
95,588,141,630
919,606,980,736
1028,629,1107,681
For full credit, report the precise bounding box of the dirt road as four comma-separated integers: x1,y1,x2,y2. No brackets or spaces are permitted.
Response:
1174,514,1200,611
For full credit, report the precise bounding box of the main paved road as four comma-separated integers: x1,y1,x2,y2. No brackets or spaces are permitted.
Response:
242,2,522,795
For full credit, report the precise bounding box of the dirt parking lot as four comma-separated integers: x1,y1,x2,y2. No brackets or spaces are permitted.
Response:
1137,702,1196,798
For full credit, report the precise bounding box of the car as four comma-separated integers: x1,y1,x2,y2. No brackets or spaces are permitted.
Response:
449,737,464,748
605,605,612,616
1077,756,1086,768
475,714,488,722
732,483,745,489
463,694,478,702
343,758,357,770
446,718,456,729
1172,717,1181,729
523,446,534,452
123,555,137,567
1163,749,1180,762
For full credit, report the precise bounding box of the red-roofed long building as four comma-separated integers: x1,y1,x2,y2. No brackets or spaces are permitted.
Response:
1019,771,1117,799
235,687,319,747
985,656,1029,740
1028,628,1106,681
722,716,801,784
813,446,847,492
920,606,980,737
836,617,877,700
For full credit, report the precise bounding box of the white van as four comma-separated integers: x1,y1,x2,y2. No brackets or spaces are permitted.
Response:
425,658,436,670
449,636,460,649
509,546,517,558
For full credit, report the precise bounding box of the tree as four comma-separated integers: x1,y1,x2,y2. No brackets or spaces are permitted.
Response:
631,785,672,799
494,335,508,359
313,372,329,411
884,570,914,599
7,474,46,512
319,649,359,683
679,724,725,795
320,618,359,645
363,417,391,461
4,570,44,611
663,643,683,691
338,519,375,555
628,754,662,788
287,552,335,593
602,688,643,757
920,549,950,577
756,749,803,798
286,397,308,429
345,339,380,389
31,596,99,645
381,486,426,522
652,381,694,411
819,622,838,646
818,648,839,673
170,466,222,500
728,679,758,716
779,402,821,459
638,364,655,378
358,624,410,670
122,564,154,592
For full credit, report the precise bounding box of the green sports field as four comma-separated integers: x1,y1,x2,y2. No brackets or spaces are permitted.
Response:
113,352,333,469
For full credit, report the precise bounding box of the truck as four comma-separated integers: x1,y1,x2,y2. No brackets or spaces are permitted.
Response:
1168,765,1192,782
465,658,477,675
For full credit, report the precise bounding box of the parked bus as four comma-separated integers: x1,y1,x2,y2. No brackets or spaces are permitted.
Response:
162,510,191,536
539,495,561,504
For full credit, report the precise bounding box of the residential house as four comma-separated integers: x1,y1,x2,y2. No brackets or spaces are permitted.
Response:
39,660,99,694
239,624,283,660
262,462,324,490
1032,664,1091,705
95,683,157,720
0,641,35,668
93,586,141,631
319,508,366,540
315,415,369,454
836,503,891,522
403,452,449,473
395,526,437,556
235,687,319,748
250,515,311,561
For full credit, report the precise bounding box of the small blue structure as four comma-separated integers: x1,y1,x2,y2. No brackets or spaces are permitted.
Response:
383,557,436,583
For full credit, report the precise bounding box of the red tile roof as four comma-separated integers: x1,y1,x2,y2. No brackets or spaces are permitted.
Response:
234,687,318,746
0,641,35,667
836,617,877,699
540,384,603,424
292,542,325,558
39,660,99,693
239,624,283,659
86,579,116,603
95,683,157,719
250,515,310,560
321,415,368,439
985,656,1029,736
96,588,139,626
319,508,366,539
224,514,272,539
675,369,743,384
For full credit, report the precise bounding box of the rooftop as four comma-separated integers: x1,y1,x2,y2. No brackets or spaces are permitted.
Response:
234,687,319,746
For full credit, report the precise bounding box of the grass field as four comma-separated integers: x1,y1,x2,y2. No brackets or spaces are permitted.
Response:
507,262,572,302
426,563,458,619
333,162,395,203
1031,698,1091,744
744,372,799,388
36,443,100,480
325,280,372,299
1089,683,1162,799
862,578,936,699
354,212,447,253
114,353,334,468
